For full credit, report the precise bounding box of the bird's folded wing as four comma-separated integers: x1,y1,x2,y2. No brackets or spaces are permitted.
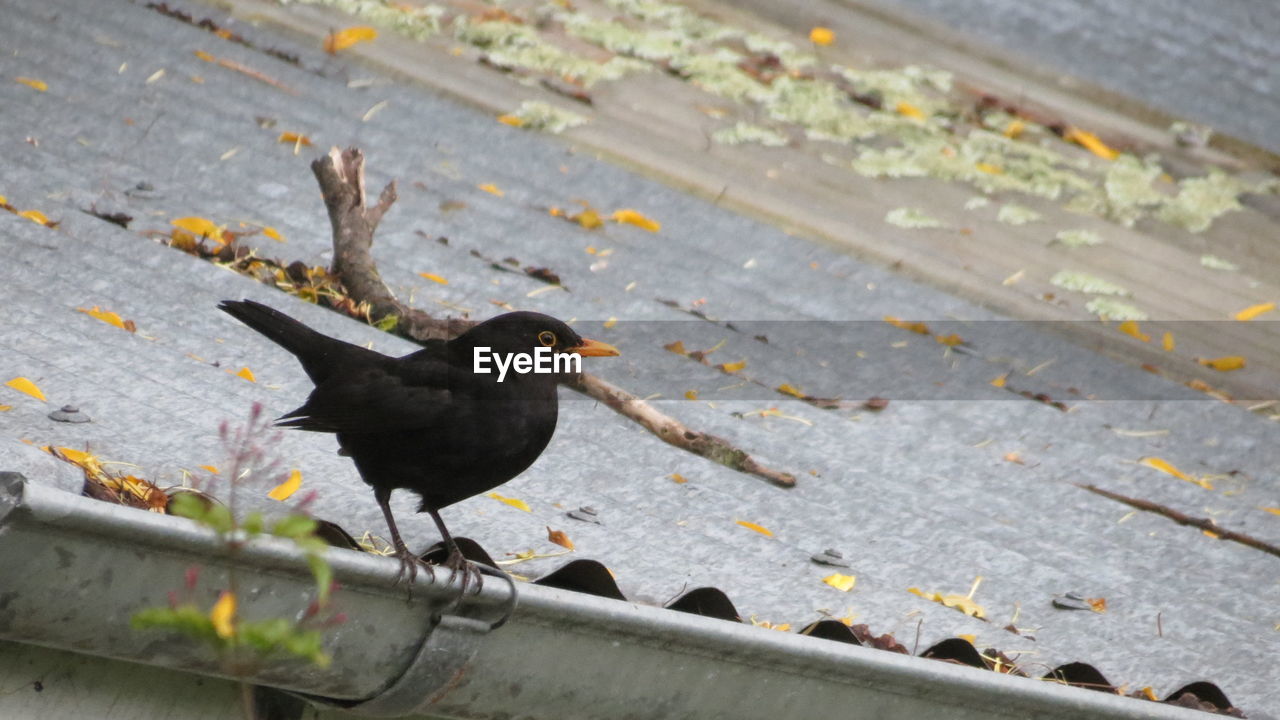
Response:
276,366,454,433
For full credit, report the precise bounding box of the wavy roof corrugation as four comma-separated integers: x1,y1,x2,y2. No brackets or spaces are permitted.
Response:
0,0,1276,715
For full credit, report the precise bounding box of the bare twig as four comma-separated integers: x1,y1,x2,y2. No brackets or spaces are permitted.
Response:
310,147,797,488
573,374,795,487
1079,484,1280,558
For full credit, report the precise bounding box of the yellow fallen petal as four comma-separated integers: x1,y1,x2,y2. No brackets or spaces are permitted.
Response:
268,469,302,501
0,405,10,412
478,183,504,197
669,473,687,483
736,520,773,537
194,50,216,62
1139,456,1213,490
777,383,805,398
974,162,1003,174
823,573,856,592
574,209,603,229
496,114,524,127
1234,302,1275,321
957,633,977,644
76,306,131,331
808,27,835,46
171,216,223,242
47,446,97,470
883,316,931,335
324,26,378,53
939,593,986,618
235,367,256,382
990,373,1008,388
1117,320,1150,342
1064,127,1119,161
684,390,698,400
210,591,236,639
200,464,220,474
1162,332,1175,352
486,492,530,512
1198,356,1245,372
1139,456,1190,481
611,209,660,232
603,317,618,329
719,360,747,373
895,101,924,120
19,209,52,226
5,377,46,401
1003,119,1025,139
1261,507,1280,517
15,77,47,92
418,272,449,285
934,333,964,346
277,131,312,146
262,226,285,243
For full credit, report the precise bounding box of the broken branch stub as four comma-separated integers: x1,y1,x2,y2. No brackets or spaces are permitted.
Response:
310,146,797,488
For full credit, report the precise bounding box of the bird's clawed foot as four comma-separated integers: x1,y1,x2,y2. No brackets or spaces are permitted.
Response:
392,545,433,599
442,548,485,597
439,550,517,630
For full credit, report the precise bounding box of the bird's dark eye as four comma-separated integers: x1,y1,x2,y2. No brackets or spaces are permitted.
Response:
538,330,557,347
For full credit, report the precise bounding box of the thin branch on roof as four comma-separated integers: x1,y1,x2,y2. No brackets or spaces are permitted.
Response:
310,146,797,488
1080,483,1280,558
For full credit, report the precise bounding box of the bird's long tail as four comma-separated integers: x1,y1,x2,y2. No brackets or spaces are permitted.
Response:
218,299,348,383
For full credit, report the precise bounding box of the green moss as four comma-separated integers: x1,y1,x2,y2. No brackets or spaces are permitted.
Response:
560,14,696,62
1050,270,1130,296
1154,169,1274,233
742,33,815,68
1200,254,1239,271
834,64,952,114
454,16,649,86
670,50,772,103
765,76,880,142
508,100,587,133
712,121,788,147
1085,298,1148,321
996,204,1041,225
282,0,445,38
885,207,945,229
1102,154,1165,227
851,129,1097,202
1053,229,1103,247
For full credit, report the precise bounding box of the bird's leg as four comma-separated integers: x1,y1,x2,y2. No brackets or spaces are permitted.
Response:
425,508,481,596
376,488,430,590
425,509,518,629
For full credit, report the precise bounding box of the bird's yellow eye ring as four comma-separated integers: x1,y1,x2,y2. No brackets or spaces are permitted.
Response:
538,330,557,347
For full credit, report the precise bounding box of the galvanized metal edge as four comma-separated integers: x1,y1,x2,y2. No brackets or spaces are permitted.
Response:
1,473,1213,719
0,472,510,704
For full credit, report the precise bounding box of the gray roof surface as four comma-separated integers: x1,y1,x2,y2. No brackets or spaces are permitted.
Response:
871,0,1280,155
1,0,1277,714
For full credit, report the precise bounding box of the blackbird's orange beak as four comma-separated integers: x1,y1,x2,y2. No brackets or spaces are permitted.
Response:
569,338,620,357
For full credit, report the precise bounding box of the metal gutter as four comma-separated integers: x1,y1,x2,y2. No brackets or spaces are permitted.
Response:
0,474,1213,719
0,472,510,703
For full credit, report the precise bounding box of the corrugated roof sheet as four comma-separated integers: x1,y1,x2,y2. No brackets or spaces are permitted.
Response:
1,0,1277,715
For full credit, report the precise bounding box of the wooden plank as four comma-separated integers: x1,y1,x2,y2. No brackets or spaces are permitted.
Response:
205,0,1280,401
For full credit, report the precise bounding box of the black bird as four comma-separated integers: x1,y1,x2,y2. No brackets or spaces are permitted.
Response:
218,299,619,589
